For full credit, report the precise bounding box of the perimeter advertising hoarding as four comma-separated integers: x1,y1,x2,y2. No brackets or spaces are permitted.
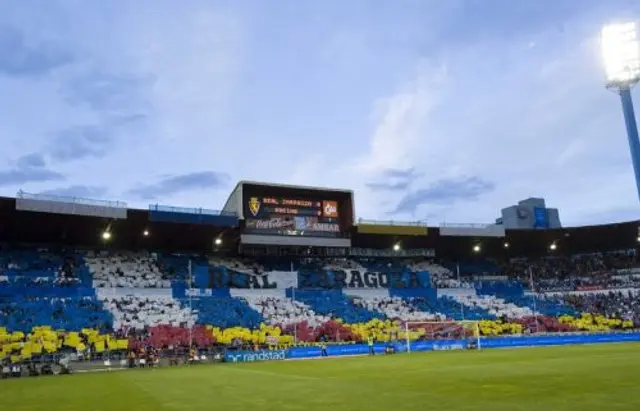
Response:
224,349,287,363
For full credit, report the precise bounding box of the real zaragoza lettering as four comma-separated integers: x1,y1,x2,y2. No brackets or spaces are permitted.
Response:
297,270,426,289
206,268,429,289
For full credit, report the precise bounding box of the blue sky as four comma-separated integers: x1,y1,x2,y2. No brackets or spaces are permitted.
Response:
1,0,640,227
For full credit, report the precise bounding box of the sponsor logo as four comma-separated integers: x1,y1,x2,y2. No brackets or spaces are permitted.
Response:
310,222,340,232
432,343,465,351
295,217,339,232
247,217,295,230
225,350,287,363
248,197,261,217
322,201,338,218
246,217,340,233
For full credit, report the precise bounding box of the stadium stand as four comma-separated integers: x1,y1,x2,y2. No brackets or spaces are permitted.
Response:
242,295,330,328
452,294,534,318
88,253,171,288
353,296,443,321
289,289,384,324
1,191,640,373
100,295,196,330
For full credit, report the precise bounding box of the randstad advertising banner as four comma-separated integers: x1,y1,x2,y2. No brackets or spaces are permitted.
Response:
224,349,288,363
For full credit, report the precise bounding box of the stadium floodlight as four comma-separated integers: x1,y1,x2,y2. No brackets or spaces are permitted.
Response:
601,22,640,201
393,243,401,251
602,22,640,87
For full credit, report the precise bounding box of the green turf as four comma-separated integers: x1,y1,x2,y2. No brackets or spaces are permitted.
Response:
1,343,639,411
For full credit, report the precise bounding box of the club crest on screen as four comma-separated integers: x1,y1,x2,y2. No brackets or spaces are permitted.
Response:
248,197,261,216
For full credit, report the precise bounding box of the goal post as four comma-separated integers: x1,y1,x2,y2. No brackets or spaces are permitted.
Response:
404,320,481,353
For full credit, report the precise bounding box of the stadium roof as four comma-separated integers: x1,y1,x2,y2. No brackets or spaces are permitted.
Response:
230,180,354,194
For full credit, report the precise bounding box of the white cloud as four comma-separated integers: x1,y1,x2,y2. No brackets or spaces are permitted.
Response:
0,1,639,228
341,12,640,225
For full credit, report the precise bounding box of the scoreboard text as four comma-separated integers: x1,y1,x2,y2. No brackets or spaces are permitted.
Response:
246,197,338,219
245,196,340,236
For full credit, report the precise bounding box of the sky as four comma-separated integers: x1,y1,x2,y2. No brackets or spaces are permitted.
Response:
1,0,640,228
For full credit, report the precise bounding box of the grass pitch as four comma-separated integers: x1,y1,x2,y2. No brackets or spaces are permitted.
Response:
1,343,639,411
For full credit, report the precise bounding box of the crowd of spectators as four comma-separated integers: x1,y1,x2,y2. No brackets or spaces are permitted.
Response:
1,248,640,368
87,253,172,288
495,250,640,292
559,291,640,325
502,251,637,279
244,295,330,328
353,296,443,322
100,296,197,330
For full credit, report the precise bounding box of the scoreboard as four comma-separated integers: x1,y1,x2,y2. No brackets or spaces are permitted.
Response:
246,197,338,219
244,196,340,235
221,181,354,246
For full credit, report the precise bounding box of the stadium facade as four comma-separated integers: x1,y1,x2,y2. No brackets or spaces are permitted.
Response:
4,183,637,259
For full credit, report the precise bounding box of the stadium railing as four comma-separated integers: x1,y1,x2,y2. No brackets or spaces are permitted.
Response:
149,204,237,217
16,190,127,209
357,219,428,227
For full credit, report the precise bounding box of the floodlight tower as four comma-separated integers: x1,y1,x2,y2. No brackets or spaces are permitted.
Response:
602,22,640,200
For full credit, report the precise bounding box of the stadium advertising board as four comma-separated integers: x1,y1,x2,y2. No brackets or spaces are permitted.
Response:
224,349,287,363
245,216,339,233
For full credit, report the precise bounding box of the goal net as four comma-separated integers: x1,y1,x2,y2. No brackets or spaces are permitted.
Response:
404,320,481,353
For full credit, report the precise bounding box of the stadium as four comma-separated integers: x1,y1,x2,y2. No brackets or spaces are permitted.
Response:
2,5,640,411
1,178,640,411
